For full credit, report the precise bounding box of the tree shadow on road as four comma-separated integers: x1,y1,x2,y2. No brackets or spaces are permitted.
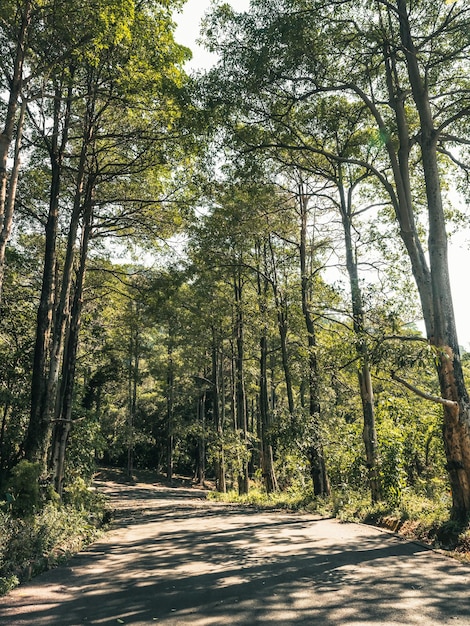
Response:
2,477,470,625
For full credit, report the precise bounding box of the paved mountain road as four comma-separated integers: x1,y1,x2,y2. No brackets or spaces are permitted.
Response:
1,476,470,625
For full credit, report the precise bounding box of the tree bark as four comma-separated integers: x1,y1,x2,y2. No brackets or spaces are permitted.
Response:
234,269,249,495
166,324,174,482
298,182,330,496
45,114,92,450
211,327,226,493
49,182,94,495
24,79,74,469
0,100,26,304
196,391,206,484
0,0,31,304
338,173,381,503
257,244,278,493
268,236,295,416
394,0,470,519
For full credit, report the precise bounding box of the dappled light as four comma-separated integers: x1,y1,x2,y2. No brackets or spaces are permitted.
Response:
1,478,470,625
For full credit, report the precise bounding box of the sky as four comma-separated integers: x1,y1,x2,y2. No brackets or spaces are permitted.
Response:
174,0,250,70
173,0,218,71
173,0,470,349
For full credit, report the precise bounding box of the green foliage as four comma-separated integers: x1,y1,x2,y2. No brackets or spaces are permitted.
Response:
0,490,108,595
66,416,106,483
4,460,62,517
208,482,325,514
379,437,407,507
63,477,106,512
0,574,19,596
6,461,42,517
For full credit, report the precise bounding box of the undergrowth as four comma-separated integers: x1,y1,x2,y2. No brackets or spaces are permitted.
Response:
0,472,109,596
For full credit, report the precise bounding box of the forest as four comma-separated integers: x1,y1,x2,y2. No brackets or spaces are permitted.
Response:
1,0,470,591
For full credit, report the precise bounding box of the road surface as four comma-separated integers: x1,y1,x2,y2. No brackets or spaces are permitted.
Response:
1,475,470,625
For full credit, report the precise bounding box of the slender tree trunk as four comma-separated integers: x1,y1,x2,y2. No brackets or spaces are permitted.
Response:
196,391,206,484
50,188,94,495
259,332,278,493
0,0,31,303
228,344,237,490
212,328,226,492
0,401,11,483
298,183,330,496
45,120,91,446
257,243,278,493
361,7,435,337
127,315,139,479
219,343,227,492
278,307,295,415
338,176,381,502
0,100,26,304
268,236,295,415
166,326,174,482
233,270,249,495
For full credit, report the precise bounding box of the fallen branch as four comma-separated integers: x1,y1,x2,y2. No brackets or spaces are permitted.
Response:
391,371,459,412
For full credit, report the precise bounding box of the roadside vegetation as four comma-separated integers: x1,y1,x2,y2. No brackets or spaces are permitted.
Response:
0,461,109,595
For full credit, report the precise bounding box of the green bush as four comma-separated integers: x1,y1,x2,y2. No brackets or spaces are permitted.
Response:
0,496,108,595
63,477,106,512
0,575,19,596
6,460,42,516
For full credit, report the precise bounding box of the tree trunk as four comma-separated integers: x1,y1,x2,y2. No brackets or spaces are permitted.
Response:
24,80,74,468
298,183,330,497
127,312,139,479
394,0,470,519
234,270,249,495
45,118,91,451
0,0,31,303
257,243,278,493
166,326,174,482
50,185,93,496
338,175,381,503
259,331,278,493
0,402,11,483
219,344,228,492
0,100,26,304
196,391,206,484
268,236,295,415
211,328,226,493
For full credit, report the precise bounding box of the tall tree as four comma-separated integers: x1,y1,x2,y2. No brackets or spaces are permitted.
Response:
255,241,278,492
297,179,330,496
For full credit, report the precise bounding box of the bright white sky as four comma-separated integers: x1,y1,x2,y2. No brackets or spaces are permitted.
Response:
173,0,470,349
174,0,250,70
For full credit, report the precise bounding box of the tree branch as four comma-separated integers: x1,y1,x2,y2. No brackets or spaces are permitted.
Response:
382,334,428,342
391,371,459,412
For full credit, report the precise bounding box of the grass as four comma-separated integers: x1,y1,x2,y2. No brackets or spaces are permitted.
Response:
208,485,332,515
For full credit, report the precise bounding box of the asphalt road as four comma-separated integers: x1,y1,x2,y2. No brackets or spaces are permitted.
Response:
1,477,470,625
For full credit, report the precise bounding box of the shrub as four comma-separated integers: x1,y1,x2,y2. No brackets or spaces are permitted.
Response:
63,477,106,512
0,492,108,595
6,460,42,516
